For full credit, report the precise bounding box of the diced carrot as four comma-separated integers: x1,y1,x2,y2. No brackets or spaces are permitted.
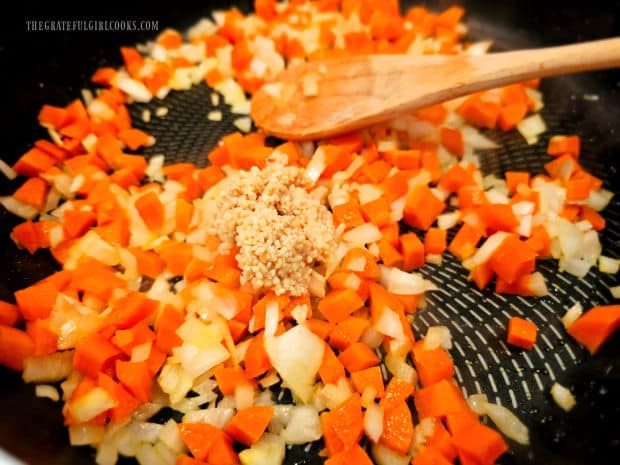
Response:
403,184,446,230
498,103,528,131
506,317,537,350
411,447,454,465
214,365,253,396
440,127,464,156
63,209,96,239
350,366,384,397
70,261,126,301
332,197,366,230
128,247,164,279
567,305,620,354
448,223,482,260
154,28,182,50
376,170,408,202
305,318,335,340
544,153,578,180
325,444,373,465
178,422,237,463
380,400,414,454
369,10,405,40
25,319,58,356
580,206,606,231
469,263,494,290
112,322,155,356
14,281,58,320
548,135,580,158
196,165,225,190
73,332,122,379
524,224,551,257
225,406,273,446
379,376,414,412
488,235,536,284
318,289,364,324
359,160,392,184
380,223,400,248
35,139,67,161
436,5,464,27
91,67,116,86
158,241,194,276
377,239,403,268
413,342,455,386
120,47,144,78
400,232,425,271
477,204,519,233
13,147,56,177
135,191,165,231
0,326,34,371
154,306,184,354
11,221,40,254
116,360,152,403
427,420,458,461
318,343,346,385
244,332,272,378
360,196,391,227
458,95,501,128
97,372,140,422
424,227,447,255
415,104,447,126
338,342,380,373
38,104,69,128
329,316,369,351
439,163,476,193
0,301,20,327
322,394,363,455
105,292,158,329
566,176,592,201
451,421,508,465
13,177,48,210
414,379,469,418
383,149,421,170
505,171,530,194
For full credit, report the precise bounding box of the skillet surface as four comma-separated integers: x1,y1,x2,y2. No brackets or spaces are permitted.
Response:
0,1,619,464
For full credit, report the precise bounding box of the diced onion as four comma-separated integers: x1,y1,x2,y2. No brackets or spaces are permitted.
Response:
69,424,105,446
551,382,576,412
35,384,60,401
598,256,619,274
342,223,382,247
0,158,17,180
364,403,384,443
423,326,452,350
280,406,322,444
517,114,547,145
23,351,74,383
561,302,583,329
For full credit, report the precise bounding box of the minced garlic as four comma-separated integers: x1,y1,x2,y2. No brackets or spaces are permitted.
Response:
212,156,335,295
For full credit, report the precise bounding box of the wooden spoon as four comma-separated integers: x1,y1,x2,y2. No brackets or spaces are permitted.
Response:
251,37,620,140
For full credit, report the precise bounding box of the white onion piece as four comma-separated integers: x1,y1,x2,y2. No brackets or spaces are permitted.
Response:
183,407,234,429
517,114,547,145
264,325,324,403
609,285,620,298
238,433,285,465
485,402,530,445
281,406,322,444
0,158,17,180
158,420,185,454
462,231,510,271
586,188,614,211
67,387,117,423
35,384,60,401
23,351,74,383
342,223,382,247
358,184,384,205
69,424,105,446
304,147,326,184
461,126,499,149
371,442,410,465
551,382,576,412
1,196,38,219
561,302,583,329
379,265,436,295
423,326,453,350
364,403,384,443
